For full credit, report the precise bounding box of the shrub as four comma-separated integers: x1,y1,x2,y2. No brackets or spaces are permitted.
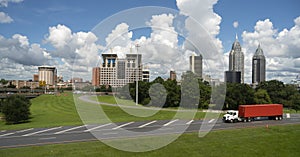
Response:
2,95,31,124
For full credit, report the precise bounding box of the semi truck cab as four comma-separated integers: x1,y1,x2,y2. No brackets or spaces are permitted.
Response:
223,110,239,123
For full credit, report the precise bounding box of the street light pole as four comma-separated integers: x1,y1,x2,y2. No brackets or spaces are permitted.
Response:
135,44,140,106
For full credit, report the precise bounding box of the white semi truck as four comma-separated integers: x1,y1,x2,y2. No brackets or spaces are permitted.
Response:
223,104,283,123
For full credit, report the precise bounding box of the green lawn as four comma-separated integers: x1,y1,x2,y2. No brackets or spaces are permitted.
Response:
0,124,299,157
0,93,209,130
75,95,208,125
0,93,83,130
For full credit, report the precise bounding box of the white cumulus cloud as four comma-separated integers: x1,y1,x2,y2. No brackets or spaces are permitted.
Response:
98,0,225,80
177,0,224,80
0,34,50,66
0,12,13,23
45,24,100,80
233,21,239,28
242,16,300,83
0,0,23,7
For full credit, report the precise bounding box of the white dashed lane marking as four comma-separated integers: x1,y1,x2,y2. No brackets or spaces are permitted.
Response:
186,120,194,125
16,128,34,133
208,119,215,123
84,123,112,132
163,119,178,126
54,125,86,134
0,132,15,137
112,122,134,130
138,121,157,128
22,126,62,137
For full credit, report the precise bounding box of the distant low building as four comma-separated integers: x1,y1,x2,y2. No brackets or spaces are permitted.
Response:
70,77,83,83
225,71,241,83
203,75,221,86
142,69,150,82
33,74,39,82
170,70,177,81
11,80,39,89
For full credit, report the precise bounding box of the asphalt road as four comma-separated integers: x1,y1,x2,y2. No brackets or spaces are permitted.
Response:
1,114,300,149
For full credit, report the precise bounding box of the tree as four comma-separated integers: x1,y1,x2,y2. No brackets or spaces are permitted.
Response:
99,85,112,92
181,71,200,108
2,95,31,124
0,78,8,85
224,83,255,109
198,80,211,109
148,83,167,107
257,80,285,104
291,93,300,112
254,89,272,104
163,79,180,107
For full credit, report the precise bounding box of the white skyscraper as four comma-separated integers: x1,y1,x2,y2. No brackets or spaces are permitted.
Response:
229,35,244,83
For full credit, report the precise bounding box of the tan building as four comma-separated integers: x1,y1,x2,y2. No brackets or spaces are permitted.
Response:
38,66,57,86
33,74,39,82
11,80,39,89
71,77,83,83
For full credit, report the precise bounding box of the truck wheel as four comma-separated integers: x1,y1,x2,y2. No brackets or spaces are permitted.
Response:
275,116,278,120
243,119,247,122
230,119,233,123
247,118,251,122
279,116,282,120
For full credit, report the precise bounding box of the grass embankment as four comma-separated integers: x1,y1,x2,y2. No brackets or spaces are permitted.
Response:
0,94,209,131
0,124,299,157
0,93,83,130
75,94,208,125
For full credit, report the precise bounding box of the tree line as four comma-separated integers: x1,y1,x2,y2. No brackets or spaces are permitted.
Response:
112,72,300,112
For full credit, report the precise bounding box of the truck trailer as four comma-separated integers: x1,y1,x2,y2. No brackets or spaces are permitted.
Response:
223,104,283,123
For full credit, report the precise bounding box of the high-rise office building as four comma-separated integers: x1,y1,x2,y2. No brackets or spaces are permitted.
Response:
229,35,244,83
252,44,266,84
97,53,143,88
38,66,57,85
190,54,203,78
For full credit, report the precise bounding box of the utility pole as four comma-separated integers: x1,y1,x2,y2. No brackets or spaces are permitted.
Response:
135,44,140,106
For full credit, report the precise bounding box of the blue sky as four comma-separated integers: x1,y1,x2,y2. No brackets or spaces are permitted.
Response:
1,0,299,50
0,0,300,82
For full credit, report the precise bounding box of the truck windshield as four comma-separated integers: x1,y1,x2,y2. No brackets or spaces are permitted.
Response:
227,112,234,115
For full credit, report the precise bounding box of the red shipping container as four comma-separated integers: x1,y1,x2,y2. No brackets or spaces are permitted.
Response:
238,104,283,118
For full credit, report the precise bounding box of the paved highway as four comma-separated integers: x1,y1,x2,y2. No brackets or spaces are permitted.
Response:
1,114,300,149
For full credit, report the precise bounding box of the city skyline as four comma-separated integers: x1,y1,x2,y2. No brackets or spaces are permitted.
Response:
0,0,299,83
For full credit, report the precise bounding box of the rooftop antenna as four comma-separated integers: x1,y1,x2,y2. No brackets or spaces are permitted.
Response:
136,44,140,54
235,33,238,41
110,47,113,53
